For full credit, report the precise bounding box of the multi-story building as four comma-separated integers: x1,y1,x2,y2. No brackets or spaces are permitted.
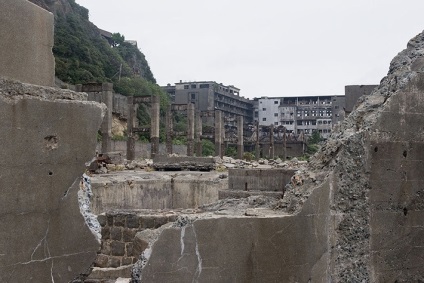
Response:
253,97,281,126
164,81,253,126
253,95,344,139
163,82,377,140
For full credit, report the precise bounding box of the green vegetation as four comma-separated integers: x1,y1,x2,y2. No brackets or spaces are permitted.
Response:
53,1,155,85
306,131,323,155
202,139,215,156
243,152,255,161
225,146,237,158
50,0,172,142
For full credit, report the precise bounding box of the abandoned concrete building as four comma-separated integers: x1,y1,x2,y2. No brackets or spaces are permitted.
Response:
253,85,377,140
165,82,376,140
164,81,254,126
2,0,424,282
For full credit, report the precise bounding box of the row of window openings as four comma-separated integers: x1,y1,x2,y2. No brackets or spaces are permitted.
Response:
260,109,331,117
260,100,332,105
262,118,332,126
301,129,331,134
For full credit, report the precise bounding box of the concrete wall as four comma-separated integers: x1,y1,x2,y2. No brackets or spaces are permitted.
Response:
0,0,54,86
90,172,227,214
367,76,424,281
97,141,187,159
228,169,295,191
0,78,104,282
344,85,378,114
138,176,333,282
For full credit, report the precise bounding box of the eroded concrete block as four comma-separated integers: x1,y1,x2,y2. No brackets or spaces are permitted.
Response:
0,78,104,282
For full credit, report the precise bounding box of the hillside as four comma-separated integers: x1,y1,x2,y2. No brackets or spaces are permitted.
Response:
28,0,156,86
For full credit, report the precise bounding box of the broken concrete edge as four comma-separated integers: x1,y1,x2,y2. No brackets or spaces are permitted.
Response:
0,76,88,101
283,30,424,215
131,222,176,281
275,30,424,281
79,174,101,243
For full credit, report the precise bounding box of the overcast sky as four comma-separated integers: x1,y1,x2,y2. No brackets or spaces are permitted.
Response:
76,0,424,99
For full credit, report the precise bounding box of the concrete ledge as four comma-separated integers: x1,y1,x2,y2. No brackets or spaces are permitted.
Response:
88,266,133,280
152,156,215,171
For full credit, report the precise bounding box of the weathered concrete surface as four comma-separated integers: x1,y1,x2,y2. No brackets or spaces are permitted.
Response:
367,76,424,281
90,171,227,214
228,168,295,191
135,177,333,282
0,78,104,282
0,0,54,86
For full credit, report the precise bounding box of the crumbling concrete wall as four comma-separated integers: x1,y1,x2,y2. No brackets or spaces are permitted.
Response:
297,30,424,282
90,172,227,214
135,177,332,282
0,0,54,86
0,78,104,282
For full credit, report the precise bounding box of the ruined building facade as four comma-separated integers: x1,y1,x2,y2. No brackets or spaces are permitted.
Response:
164,81,253,126
164,82,376,140
253,95,344,139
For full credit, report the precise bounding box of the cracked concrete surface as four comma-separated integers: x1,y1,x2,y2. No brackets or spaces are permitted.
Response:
0,78,105,282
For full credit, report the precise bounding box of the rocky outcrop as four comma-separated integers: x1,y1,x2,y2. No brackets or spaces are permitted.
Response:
0,78,105,282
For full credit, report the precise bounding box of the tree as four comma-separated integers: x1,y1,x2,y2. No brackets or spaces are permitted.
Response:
111,33,125,47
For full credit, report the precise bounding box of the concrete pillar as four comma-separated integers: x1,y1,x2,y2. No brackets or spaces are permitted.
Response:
186,103,195,156
215,110,222,157
101,83,113,154
126,96,135,160
270,124,275,159
255,121,260,160
237,116,244,159
165,109,173,155
221,117,225,157
195,111,202,156
283,128,287,160
150,95,160,158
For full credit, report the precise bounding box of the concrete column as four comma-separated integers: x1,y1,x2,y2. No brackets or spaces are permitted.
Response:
221,117,225,157
101,83,113,154
150,95,160,158
186,103,195,156
195,111,202,156
165,109,173,155
283,127,287,160
270,124,275,159
215,110,222,157
237,116,244,159
126,96,135,160
255,121,260,160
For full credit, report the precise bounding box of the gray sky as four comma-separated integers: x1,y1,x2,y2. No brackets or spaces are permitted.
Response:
76,0,424,99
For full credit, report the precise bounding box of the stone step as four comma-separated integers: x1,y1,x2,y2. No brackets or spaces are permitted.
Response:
87,265,133,281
